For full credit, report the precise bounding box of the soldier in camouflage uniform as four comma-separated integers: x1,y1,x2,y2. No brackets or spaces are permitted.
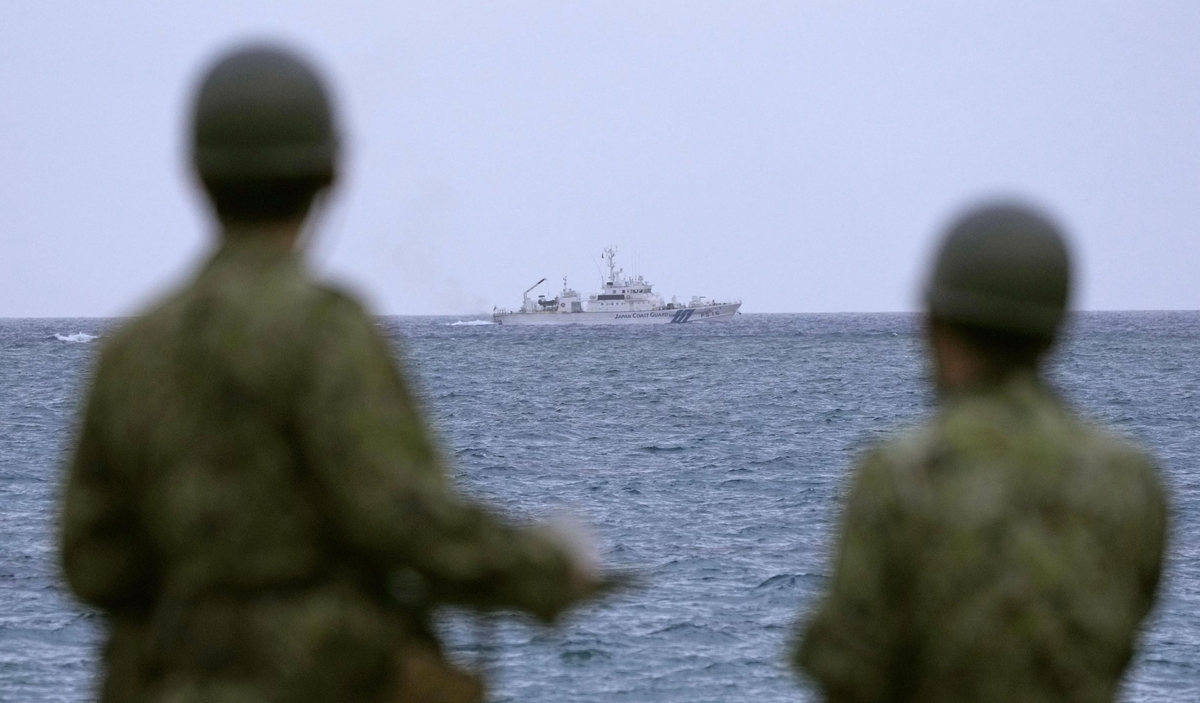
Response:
793,204,1167,703
61,45,608,703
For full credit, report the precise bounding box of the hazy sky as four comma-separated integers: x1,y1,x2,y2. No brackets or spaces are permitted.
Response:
2,2,1198,316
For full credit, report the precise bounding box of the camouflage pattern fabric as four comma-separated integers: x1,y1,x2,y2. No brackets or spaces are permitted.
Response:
61,234,580,703
794,372,1167,703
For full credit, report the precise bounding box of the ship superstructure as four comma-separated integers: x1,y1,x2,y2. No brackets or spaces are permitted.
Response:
493,247,740,325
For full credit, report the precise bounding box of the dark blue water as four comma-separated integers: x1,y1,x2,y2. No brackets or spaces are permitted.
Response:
2,313,1197,702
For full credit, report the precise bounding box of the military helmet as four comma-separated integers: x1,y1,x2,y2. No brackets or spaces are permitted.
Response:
191,45,338,181
924,202,1071,338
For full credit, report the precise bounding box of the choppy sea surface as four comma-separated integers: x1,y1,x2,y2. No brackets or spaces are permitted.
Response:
1,313,1197,702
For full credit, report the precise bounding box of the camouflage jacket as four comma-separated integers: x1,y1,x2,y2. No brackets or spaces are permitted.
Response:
61,235,579,703
794,372,1167,703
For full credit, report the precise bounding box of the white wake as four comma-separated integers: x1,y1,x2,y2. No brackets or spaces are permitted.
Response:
53,332,98,343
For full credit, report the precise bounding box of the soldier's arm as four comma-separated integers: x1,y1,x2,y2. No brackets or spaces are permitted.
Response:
296,293,585,621
792,448,917,703
60,355,157,614
1133,452,1168,610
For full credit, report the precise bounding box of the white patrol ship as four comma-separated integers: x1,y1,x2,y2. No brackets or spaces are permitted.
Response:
493,247,741,325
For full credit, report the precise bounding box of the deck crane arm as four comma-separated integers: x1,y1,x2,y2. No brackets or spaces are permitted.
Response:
523,278,547,299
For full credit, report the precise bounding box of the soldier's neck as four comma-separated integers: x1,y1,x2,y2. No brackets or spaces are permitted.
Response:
931,328,1039,395
220,217,305,249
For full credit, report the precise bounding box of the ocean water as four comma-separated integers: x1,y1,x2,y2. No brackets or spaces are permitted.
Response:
1,313,1197,702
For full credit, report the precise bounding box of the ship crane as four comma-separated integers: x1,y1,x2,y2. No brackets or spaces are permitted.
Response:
523,278,547,301
518,278,548,313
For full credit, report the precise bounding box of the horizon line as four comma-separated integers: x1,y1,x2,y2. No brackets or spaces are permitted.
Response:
6,309,1200,321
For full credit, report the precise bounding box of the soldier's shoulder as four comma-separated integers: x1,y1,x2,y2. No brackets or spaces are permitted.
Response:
89,289,188,374
91,275,370,371
310,281,369,313
303,282,400,359
1078,421,1152,462
1075,419,1163,496
305,282,383,334
850,424,942,496
866,423,940,470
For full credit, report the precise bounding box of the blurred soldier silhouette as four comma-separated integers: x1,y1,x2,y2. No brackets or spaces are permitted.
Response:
793,203,1167,703
61,44,610,703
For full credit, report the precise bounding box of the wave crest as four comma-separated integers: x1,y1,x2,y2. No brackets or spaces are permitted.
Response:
53,332,98,343
445,320,495,326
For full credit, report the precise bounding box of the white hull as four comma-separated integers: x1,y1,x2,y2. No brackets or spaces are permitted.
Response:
494,302,741,326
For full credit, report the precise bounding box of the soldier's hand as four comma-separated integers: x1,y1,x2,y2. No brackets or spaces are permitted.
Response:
541,513,601,577
529,515,637,622
527,565,635,626
566,567,638,603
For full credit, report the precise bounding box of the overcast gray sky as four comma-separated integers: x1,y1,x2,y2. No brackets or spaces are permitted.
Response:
1,1,1198,316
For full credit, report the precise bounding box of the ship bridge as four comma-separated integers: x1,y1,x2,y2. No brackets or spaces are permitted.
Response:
586,247,665,313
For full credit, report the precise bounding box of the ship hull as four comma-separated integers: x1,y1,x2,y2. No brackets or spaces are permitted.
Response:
494,302,741,325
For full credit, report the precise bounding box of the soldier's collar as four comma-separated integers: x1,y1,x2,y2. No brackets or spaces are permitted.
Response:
942,368,1046,400
201,235,304,277
221,219,303,243
215,227,304,259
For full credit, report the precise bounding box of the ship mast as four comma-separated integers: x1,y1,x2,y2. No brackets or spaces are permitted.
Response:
602,246,621,286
